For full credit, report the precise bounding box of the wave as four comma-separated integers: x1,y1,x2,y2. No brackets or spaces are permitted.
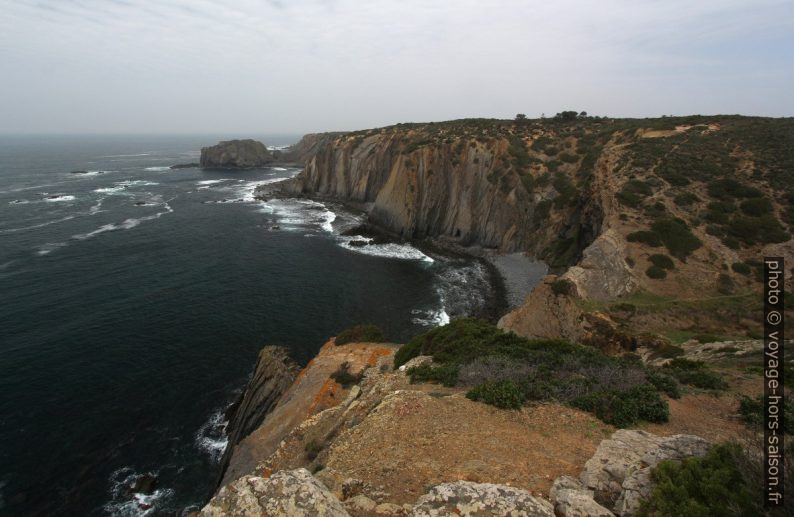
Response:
270,167,288,171
35,202,174,256
104,467,173,517
44,194,75,202
73,203,173,241
70,170,111,176
93,180,159,195
0,215,76,234
195,409,229,462
337,235,434,263
103,153,151,158
144,166,170,172
411,308,451,326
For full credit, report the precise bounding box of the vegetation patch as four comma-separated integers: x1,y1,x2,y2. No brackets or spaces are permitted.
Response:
637,443,760,517
329,361,363,388
648,254,675,270
551,278,576,296
627,231,662,247
645,266,667,279
739,395,794,435
335,324,385,345
650,217,702,260
663,358,727,390
395,319,671,427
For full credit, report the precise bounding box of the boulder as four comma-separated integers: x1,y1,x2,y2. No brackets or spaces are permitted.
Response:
549,476,614,517
201,469,350,517
579,430,663,506
613,434,710,516
411,480,554,517
200,139,273,169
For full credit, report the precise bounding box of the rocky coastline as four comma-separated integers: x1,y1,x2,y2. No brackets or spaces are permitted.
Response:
198,116,794,515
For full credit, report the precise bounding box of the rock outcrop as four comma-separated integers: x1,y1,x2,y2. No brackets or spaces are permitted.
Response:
550,429,711,517
202,469,350,517
217,346,300,485
200,139,273,169
277,130,593,253
411,481,554,517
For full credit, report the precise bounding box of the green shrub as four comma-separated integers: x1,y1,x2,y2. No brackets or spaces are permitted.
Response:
717,273,735,294
646,266,667,279
627,230,662,247
731,262,751,275
739,197,772,216
649,254,675,270
304,440,322,460
707,178,763,200
636,444,758,517
650,217,702,260
674,192,700,207
402,319,668,425
655,344,685,359
407,363,459,387
647,371,681,399
663,358,727,390
727,214,789,245
329,361,363,387
617,191,642,208
466,380,526,409
551,278,576,296
571,384,669,427
335,324,385,345
394,340,422,368
739,395,794,434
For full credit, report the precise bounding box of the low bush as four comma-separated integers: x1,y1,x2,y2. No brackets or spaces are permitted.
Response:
663,358,727,390
717,273,735,294
466,380,526,409
636,443,759,517
739,395,794,434
646,266,667,279
739,197,772,216
674,192,699,207
731,262,751,275
551,278,576,296
329,361,363,387
650,217,702,260
647,371,681,398
649,254,675,270
627,230,662,247
406,363,459,387
571,384,669,427
396,319,670,426
335,324,385,345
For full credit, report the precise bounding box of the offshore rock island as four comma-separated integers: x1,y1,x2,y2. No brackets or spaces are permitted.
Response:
203,114,794,515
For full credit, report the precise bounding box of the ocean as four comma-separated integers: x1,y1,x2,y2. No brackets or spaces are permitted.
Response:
0,135,494,515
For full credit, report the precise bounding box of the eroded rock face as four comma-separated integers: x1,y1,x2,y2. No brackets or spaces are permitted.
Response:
572,430,710,516
410,481,554,517
202,469,350,517
579,430,664,506
562,229,638,301
218,346,300,486
200,139,273,169
549,476,614,517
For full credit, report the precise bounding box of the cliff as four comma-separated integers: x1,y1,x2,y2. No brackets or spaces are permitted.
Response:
273,116,794,344
200,139,273,168
217,346,299,486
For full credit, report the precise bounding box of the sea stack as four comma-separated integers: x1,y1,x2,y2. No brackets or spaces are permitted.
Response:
199,139,273,169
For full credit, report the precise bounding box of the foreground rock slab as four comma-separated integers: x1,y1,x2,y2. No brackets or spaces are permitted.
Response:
201,468,350,517
410,481,554,517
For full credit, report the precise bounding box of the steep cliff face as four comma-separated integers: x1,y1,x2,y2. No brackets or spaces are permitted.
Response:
282,127,603,255
217,346,299,486
281,117,794,302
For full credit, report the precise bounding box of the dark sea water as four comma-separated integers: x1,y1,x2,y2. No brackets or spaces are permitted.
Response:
0,135,492,515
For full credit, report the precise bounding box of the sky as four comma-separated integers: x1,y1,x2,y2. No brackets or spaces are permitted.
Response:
0,0,792,134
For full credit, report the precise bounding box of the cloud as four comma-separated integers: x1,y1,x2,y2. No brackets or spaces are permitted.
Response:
0,0,792,133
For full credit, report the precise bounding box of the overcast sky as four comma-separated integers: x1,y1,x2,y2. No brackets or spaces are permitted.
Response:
1,0,792,134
